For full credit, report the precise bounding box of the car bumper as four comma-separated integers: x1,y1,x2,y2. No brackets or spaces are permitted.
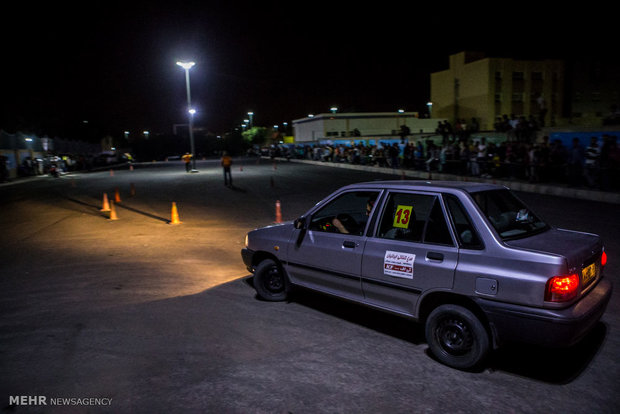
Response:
475,278,612,347
241,248,255,273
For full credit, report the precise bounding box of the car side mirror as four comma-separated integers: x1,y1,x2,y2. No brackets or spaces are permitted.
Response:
294,217,307,230
294,217,308,247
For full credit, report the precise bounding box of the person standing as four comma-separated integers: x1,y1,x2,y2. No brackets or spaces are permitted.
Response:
221,151,233,187
182,153,192,172
584,137,601,188
567,138,584,187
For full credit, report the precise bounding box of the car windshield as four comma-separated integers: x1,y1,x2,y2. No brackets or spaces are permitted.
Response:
471,189,549,240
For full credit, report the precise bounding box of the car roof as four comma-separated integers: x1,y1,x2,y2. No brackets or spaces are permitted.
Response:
341,180,506,194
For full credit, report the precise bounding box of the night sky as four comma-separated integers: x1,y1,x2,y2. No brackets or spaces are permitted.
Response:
1,2,613,140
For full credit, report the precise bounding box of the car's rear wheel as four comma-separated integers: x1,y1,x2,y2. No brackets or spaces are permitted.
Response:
253,259,289,301
425,304,489,370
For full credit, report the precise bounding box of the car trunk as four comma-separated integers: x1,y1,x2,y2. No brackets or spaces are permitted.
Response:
505,228,603,290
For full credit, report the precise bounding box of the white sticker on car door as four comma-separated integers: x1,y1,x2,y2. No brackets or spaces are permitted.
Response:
384,251,415,279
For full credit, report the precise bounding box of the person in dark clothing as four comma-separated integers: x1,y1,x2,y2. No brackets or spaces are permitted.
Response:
221,151,233,186
567,138,584,187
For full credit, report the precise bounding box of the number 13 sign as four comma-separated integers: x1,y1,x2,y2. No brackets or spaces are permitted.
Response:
393,205,413,229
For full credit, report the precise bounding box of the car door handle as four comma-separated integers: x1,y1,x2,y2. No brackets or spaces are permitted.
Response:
342,241,356,248
426,252,444,261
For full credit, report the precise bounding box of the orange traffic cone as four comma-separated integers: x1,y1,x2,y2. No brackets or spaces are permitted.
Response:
170,202,181,224
100,193,111,212
275,200,282,223
109,200,118,220
114,187,121,203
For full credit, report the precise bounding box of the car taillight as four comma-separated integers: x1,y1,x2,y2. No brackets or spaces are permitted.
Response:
545,274,579,302
601,251,607,267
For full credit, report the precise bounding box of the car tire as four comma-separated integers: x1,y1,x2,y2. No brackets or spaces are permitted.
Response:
253,259,289,301
425,304,490,370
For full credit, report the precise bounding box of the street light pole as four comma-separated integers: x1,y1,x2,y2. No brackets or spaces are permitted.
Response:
176,61,197,172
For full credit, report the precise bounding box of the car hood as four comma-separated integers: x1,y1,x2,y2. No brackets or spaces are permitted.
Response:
505,228,602,272
247,221,294,249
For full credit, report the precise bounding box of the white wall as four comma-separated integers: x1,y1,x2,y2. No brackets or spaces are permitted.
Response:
293,113,445,142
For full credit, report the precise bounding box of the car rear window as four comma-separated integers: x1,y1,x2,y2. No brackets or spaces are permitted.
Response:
444,194,483,249
470,189,549,240
377,192,453,246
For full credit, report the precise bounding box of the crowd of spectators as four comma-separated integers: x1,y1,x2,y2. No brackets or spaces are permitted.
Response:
493,114,542,142
275,132,620,192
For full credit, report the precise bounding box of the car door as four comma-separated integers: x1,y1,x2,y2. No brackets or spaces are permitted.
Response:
285,190,380,301
361,191,458,317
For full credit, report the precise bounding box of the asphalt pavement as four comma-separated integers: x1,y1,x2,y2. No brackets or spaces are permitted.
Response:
1,158,618,413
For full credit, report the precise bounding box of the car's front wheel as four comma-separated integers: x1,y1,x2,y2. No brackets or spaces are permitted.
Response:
425,304,490,370
253,259,289,301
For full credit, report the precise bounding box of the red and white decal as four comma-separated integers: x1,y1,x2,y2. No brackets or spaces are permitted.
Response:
384,250,415,279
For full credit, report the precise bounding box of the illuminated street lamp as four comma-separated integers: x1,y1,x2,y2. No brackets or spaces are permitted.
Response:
247,111,254,128
176,60,198,172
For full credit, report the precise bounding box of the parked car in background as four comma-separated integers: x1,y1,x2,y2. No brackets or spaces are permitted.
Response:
241,181,612,370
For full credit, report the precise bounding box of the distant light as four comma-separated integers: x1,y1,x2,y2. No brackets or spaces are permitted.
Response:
243,119,249,123
330,107,338,113
176,61,195,70
188,108,196,115
308,114,314,118
143,131,150,136
82,120,89,124
25,137,33,142
427,102,433,106
247,111,254,116
398,109,405,113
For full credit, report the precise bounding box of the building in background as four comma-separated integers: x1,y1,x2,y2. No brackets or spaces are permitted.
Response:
430,51,565,131
568,59,620,126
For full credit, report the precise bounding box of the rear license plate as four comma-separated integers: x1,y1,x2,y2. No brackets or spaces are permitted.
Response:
582,262,597,285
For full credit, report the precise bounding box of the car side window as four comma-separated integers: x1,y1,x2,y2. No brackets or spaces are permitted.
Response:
445,194,483,249
377,192,451,246
424,198,454,245
309,191,379,236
